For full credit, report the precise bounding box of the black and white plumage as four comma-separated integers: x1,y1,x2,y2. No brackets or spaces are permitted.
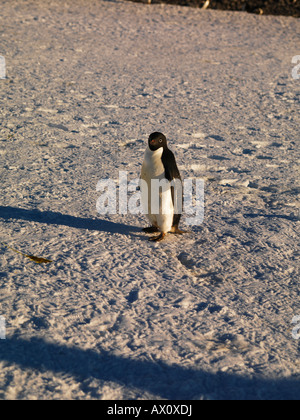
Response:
140,132,184,242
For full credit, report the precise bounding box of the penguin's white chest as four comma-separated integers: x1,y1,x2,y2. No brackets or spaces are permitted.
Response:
140,148,174,233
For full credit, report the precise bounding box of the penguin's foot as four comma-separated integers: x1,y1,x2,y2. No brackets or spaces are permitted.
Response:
149,233,166,242
143,226,160,233
170,226,189,235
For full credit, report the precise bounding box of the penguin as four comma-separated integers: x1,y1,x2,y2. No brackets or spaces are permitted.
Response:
140,132,185,242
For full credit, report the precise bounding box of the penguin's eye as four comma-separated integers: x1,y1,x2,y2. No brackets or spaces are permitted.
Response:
159,139,163,143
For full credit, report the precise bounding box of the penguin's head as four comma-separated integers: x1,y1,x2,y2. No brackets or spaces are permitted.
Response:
148,132,167,151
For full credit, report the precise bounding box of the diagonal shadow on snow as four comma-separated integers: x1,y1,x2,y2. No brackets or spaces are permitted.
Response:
0,206,142,236
0,334,299,400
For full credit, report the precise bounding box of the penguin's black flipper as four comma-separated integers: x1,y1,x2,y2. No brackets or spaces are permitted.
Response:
161,148,181,182
162,148,183,228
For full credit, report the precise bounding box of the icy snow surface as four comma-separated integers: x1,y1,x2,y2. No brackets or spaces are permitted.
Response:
0,0,299,400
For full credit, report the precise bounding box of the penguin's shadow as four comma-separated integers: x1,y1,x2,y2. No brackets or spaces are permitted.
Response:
0,206,144,238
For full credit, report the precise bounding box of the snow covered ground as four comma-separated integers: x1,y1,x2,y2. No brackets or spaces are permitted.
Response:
0,0,299,400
